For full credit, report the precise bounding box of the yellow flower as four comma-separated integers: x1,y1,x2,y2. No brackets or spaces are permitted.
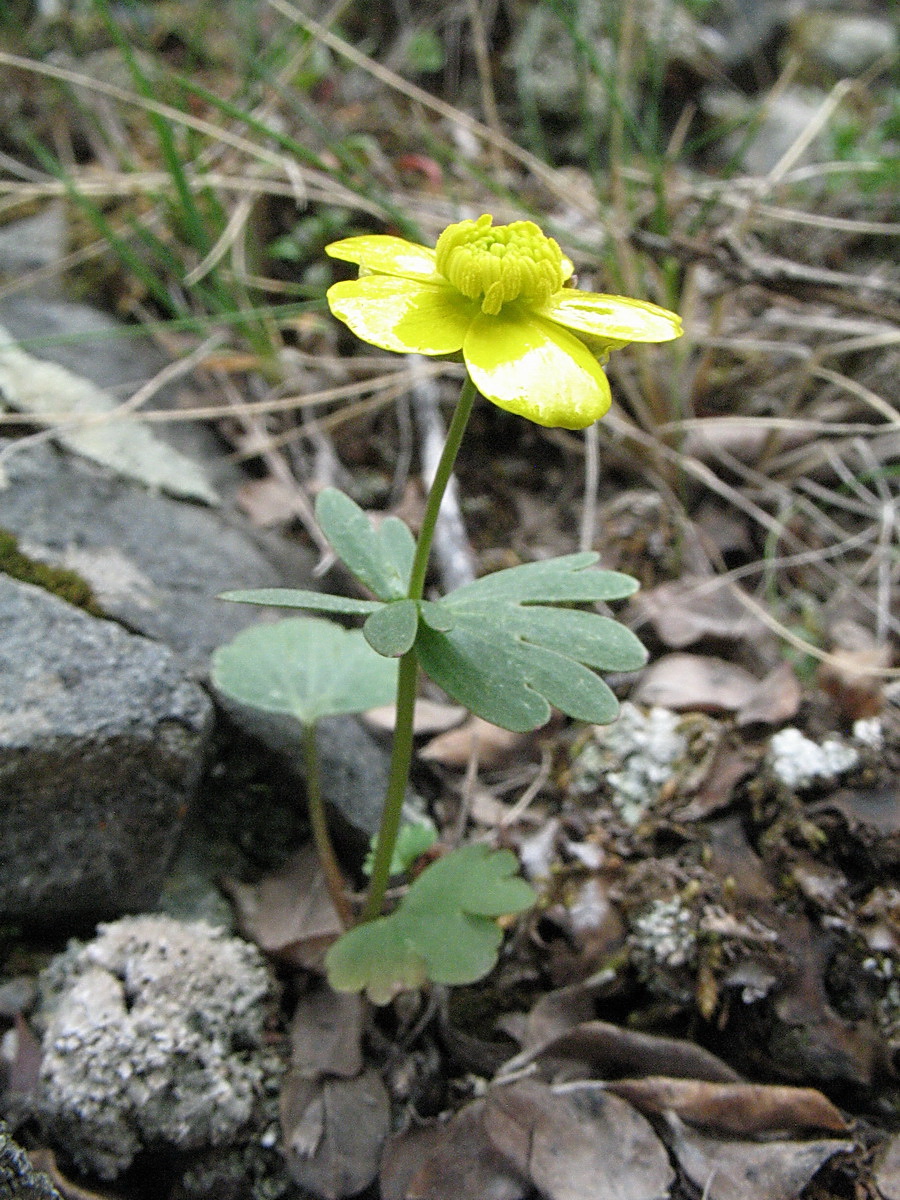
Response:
326,214,682,430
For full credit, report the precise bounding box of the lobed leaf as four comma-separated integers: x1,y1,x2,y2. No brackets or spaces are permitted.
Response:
411,556,646,732
211,617,398,725
326,845,535,1004
220,587,381,615
316,488,415,601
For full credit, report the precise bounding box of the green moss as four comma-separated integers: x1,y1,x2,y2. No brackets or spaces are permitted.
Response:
0,527,106,618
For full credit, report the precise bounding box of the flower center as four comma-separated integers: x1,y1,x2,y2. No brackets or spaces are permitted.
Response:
435,214,568,316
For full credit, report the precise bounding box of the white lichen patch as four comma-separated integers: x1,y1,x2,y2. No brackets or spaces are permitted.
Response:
852,717,883,749
572,703,687,824
630,897,698,968
35,915,274,1180
768,727,859,790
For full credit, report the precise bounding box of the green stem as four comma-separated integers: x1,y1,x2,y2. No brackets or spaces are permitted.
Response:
361,373,479,923
407,374,478,601
302,722,354,928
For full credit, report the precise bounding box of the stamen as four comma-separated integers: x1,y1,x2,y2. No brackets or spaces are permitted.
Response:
435,215,568,314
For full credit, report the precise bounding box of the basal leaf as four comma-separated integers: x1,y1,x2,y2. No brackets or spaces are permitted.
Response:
220,587,381,615
211,617,398,725
364,599,419,657
316,488,414,601
325,919,428,1006
414,555,646,732
326,845,535,1003
404,845,535,917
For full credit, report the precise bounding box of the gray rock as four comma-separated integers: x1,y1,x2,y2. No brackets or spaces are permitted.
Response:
34,916,275,1180
215,697,420,852
0,439,311,675
0,575,213,925
0,296,254,493
0,206,67,297
0,1124,63,1200
789,12,898,81
702,85,831,175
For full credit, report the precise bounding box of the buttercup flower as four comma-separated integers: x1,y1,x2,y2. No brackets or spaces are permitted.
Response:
326,214,682,430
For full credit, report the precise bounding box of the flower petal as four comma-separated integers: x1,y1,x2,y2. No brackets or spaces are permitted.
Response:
325,235,440,281
327,276,474,355
540,289,683,343
463,311,611,429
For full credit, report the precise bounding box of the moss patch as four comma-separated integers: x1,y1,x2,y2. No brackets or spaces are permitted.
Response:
0,527,106,617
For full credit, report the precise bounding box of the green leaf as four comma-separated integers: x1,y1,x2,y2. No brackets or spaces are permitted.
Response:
316,488,415,601
326,845,535,1004
446,553,639,604
220,588,381,615
413,556,647,732
364,599,419,657
419,599,454,632
363,820,437,877
211,617,398,725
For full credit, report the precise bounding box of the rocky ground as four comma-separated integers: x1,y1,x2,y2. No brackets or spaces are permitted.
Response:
0,0,897,1197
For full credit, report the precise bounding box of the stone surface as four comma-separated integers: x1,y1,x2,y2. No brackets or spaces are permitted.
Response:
34,916,275,1180
0,575,213,926
0,438,309,674
215,698,421,851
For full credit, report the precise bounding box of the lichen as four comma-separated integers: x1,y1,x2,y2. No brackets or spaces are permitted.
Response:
35,915,276,1180
768,726,859,790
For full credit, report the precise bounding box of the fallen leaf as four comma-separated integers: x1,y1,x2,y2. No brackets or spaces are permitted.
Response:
818,620,891,721
735,662,802,727
236,476,304,526
381,1101,526,1200
419,716,528,769
664,1112,850,1200
635,578,767,649
281,1067,391,1200
484,1080,674,1200
288,983,364,1080
0,322,218,503
600,1077,848,1135
673,741,758,820
223,845,343,969
363,700,467,736
875,1132,900,1200
632,654,760,712
501,1018,742,1083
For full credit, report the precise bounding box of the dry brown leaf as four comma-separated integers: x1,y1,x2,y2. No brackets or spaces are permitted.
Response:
664,1112,850,1200
236,476,303,526
635,578,768,649
288,982,364,1081
875,1132,900,1200
818,620,891,721
381,1100,526,1200
419,716,528,769
281,1067,391,1200
673,741,758,820
501,1018,742,1083
363,700,467,736
632,653,760,712
222,845,342,969
735,662,802,727
484,1079,674,1200
601,1077,848,1135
